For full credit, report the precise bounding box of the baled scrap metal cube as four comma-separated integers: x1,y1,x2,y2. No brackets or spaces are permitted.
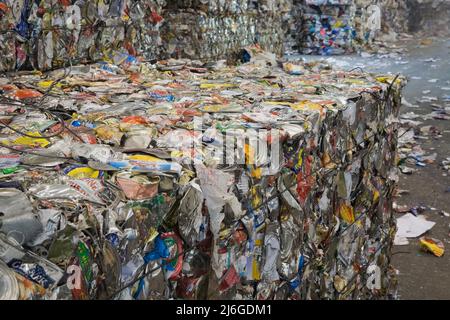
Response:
0,43,404,300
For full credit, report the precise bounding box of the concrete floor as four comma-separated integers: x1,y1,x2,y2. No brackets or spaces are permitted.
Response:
292,38,450,300
390,39,450,300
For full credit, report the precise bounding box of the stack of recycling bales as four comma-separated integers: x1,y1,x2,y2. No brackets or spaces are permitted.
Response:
159,0,288,61
0,0,292,73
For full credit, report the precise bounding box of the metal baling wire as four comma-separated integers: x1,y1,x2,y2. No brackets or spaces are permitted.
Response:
0,24,109,36
0,81,95,156
0,121,81,160
0,142,75,160
0,73,72,140
0,116,66,139
348,67,366,73
0,67,70,139
107,76,404,299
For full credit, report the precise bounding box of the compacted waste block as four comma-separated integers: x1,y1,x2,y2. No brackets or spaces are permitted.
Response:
0,45,403,299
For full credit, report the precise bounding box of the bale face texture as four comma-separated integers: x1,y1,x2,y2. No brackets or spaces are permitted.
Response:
289,0,409,55
299,1,357,55
159,12,285,61
196,70,404,300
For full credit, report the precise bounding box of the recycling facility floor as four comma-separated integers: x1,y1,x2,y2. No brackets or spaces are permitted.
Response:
292,37,450,300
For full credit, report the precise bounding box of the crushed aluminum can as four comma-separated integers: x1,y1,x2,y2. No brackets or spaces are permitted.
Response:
0,260,20,300
115,173,160,200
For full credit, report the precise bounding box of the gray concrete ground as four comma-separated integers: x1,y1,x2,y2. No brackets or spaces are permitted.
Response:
292,38,450,299
389,39,450,300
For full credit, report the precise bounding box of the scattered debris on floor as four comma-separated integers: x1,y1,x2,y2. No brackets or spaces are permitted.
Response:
419,237,445,257
395,213,436,246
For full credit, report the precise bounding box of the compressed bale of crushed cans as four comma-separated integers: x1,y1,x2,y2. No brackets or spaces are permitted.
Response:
346,0,408,46
159,11,285,61
300,0,357,55
284,0,410,55
164,0,251,13
350,0,375,46
159,0,289,61
283,0,304,55
0,2,16,72
378,0,409,36
0,45,404,299
0,0,167,73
